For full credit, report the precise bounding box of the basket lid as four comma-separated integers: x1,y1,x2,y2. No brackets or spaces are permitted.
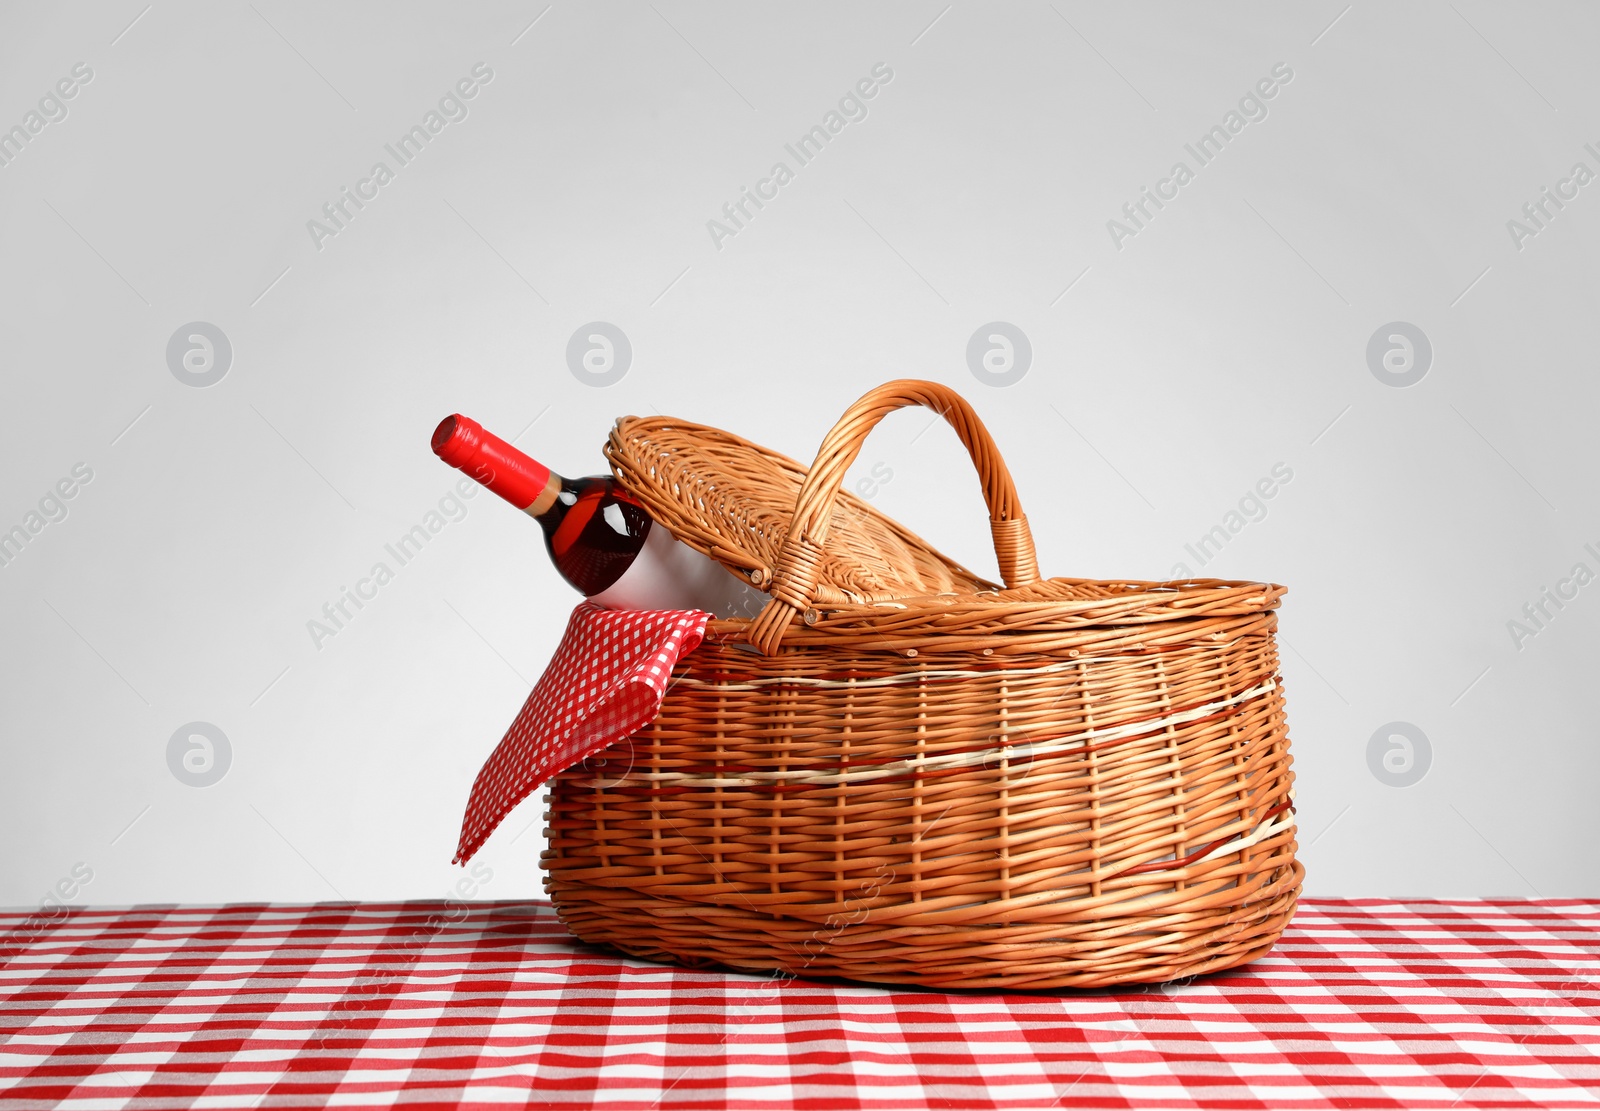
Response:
604,414,1001,606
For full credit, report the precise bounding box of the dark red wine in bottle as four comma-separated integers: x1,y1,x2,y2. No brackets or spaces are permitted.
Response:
432,414,764,616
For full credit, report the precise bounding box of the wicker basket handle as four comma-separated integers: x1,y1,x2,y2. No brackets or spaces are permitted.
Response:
745,379,1039,654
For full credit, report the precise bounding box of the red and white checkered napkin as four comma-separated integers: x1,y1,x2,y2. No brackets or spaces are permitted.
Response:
453,602,708,865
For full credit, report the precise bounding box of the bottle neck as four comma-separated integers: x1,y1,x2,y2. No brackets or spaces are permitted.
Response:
432,414,564,517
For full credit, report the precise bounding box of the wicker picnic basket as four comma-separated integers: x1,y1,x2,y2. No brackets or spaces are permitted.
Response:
543,380,1302,990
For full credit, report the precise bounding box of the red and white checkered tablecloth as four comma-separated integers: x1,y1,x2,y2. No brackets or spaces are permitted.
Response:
1,899,1596,1109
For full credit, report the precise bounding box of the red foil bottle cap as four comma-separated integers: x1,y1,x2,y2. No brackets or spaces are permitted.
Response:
431,414,552,511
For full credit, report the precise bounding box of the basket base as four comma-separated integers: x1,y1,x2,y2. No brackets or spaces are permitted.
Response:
550,861,1304,991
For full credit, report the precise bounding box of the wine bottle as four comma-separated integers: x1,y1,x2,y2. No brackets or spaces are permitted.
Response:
431,414,765,618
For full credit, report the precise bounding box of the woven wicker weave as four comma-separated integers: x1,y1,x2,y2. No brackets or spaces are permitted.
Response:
544,380,1301,990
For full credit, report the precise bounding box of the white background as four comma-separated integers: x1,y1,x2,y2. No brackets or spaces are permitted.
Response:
3,1,1596,909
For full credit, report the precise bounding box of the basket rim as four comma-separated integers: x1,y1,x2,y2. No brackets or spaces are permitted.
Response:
714,576,1284,623
691,578,1284,656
